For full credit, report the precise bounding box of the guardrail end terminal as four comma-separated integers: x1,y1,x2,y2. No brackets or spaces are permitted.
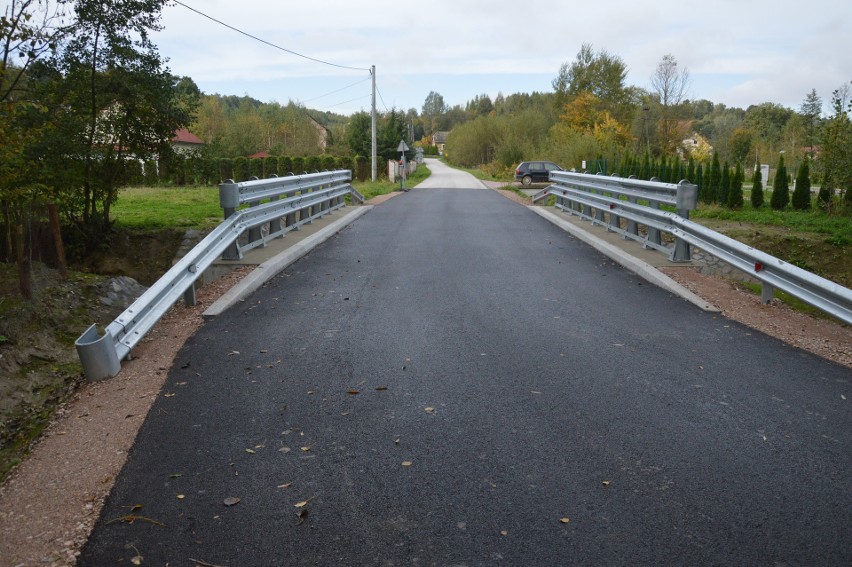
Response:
75,324,121,382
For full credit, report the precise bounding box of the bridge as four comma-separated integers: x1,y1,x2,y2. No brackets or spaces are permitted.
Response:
75,159,851,564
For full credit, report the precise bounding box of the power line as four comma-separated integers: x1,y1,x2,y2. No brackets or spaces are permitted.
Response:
301,77,371,104
172,0,371,72
321,94,371,111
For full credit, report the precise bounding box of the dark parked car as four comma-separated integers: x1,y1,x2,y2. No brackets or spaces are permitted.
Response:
514,161,563,185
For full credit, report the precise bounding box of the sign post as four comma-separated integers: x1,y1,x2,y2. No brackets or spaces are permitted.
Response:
397,140,410,191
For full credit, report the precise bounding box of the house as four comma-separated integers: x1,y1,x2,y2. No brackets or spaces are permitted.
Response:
171,129,205,155
432,131,449,155
248,151,271,159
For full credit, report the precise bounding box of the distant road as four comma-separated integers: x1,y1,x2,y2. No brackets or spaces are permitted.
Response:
80,161,852,565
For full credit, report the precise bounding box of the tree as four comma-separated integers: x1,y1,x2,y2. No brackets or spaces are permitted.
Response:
800,88,822,157
728,162,744,209
1,0,69,299
37,0,195,240
728,127,753,164
649,54,690,153
552,43,630,114
751,167,764,208
770,153,789,210
792,156,811,210
705,151,721,204
346,111,372,158
421,90,447,134
820,82,852,210
719,161,730,206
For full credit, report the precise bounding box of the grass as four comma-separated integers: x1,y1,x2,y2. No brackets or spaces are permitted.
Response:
352,164,432,200
113,186,222,230
691,202,852,242
111,164,432,230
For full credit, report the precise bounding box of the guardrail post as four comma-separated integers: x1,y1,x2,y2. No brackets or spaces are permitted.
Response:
645,177,663,249
219,179,241,259
247,176,265,247
672,180,699,262
268,175,283,238
761,283,775,304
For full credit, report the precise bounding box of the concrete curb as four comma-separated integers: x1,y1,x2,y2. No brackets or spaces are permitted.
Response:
203,206,373,317
529,207,720,313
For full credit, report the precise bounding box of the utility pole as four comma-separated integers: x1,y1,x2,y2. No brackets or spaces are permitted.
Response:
371,65,377,182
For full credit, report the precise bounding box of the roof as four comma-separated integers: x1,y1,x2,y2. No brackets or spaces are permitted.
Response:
248,151,271,159
432,131,449,144
172,129,204,145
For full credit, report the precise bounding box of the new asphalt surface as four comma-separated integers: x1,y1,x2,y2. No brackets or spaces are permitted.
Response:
80,162,851,565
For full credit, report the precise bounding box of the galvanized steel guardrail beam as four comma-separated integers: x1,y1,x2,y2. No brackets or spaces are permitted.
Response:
75,170,362,381
538,171,852,325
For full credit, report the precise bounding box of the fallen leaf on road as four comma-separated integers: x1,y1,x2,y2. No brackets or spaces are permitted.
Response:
500,530,508,536
177,494,185,500
375,386,388,391
223,497,240,506
300,446,311,452
559,517,570,524
424,407,434,413
401,461,412,467
602,480,611,486
228,350,240,356
278,482,292,489
245,448,255,454
347,389,360,395
130,555,143,565
296,508,309,525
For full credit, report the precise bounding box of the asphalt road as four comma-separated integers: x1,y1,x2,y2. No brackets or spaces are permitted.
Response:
80,163,851,565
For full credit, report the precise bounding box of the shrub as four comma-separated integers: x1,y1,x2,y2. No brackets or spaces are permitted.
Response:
792,157,811,211
751,167,764,208
770,154,789,210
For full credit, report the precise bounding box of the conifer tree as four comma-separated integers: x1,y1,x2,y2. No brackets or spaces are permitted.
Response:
770,154,789,210
728,162,744,209
792,156,811,210
686,159,696,185
706,152,721,203
719,161,731,206
751,167,764,208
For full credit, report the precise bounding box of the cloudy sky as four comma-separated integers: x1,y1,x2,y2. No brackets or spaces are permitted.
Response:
152,0,851,116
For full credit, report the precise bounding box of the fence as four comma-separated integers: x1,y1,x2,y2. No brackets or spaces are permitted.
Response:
535,171,852,325
75,170,364,381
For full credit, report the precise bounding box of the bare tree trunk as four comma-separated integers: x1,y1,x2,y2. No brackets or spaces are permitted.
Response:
2,201,12,262
47,203,67,277
15,221,32,300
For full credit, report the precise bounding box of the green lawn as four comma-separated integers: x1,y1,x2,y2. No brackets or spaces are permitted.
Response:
112,164,432,230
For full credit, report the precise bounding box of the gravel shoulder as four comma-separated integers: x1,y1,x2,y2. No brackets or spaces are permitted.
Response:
0,190,849,566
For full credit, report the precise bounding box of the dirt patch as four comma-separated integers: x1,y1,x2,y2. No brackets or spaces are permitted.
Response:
694,219,850,288
69,227,186,286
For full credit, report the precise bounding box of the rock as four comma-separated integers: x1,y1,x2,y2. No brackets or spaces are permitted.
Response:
97,276,147,309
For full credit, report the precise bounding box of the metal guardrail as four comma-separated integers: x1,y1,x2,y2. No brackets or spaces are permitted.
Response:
537,171,852,325
75,170,363,381
535,171,698,262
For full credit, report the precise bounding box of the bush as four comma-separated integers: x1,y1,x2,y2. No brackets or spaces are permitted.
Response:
305,156,322,172
321,155,337,171
278,156,293,176
264,156,278,178
232,157,249,181
292,156,305,174
219,158,233,182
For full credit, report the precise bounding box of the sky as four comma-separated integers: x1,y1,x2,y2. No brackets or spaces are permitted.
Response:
151,0,852,117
